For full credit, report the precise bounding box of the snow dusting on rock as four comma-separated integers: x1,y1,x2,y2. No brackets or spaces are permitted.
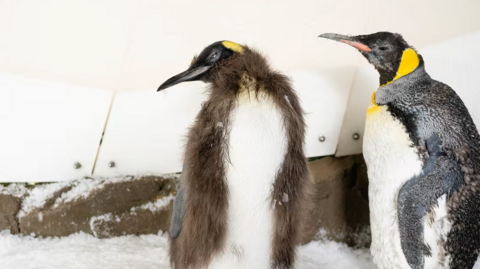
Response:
130,195,174,212
52,177,108,208
90,213,113,238
52,174,180,208
18,181,72,219
18,174,180,220
0,183,29,198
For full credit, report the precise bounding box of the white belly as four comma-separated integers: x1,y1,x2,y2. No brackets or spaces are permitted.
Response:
209,91,287,269
423,194,452,269
363,105,423,269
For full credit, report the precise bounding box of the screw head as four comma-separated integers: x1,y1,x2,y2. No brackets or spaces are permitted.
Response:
318,136,326,142
108,161,116,168
73,162,82,169
352,133,360,140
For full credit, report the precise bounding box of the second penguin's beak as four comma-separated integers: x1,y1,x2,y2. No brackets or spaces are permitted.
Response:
157,65,212,92
318,33,372,52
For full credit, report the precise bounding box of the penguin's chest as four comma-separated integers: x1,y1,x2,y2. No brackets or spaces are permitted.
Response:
363,104,424,269
210,92,287,269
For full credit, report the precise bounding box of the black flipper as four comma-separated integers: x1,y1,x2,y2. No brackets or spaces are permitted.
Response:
397,134,464,269
170,165,187,239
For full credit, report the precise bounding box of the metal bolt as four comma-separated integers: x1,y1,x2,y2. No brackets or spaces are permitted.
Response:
108,161,116,168
73,162,82,169
318,136,326,142
352,133,360,140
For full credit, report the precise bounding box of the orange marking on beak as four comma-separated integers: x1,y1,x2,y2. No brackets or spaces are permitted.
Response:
341,40,372,52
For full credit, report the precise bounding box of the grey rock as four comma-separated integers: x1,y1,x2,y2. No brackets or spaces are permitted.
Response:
0,194,21,234
19,176,176,237
90,197,173,239
301,154,371,247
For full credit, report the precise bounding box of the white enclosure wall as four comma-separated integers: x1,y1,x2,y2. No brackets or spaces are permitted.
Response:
0,73,112,182
422,32,480,127
0,0,479,92
94,84,208,176
94,69,354,176
2,31,480,182
335,67,378,157
291,69,354,158
0,0,479,182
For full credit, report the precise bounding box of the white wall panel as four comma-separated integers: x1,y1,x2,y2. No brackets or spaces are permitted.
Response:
335,66,378,157
96,69,354,176
94,83,208,176
0,73,112,182
291,69,355,157
421,32,480,128
1,0,478,92
0,0,138,90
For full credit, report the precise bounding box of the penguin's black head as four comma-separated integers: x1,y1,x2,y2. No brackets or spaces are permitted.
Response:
319,32,420,85
157,41,244,91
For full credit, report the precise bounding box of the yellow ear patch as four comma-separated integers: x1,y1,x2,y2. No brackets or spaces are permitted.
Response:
381,48,419,87
395,48,420,79
222,41,244,54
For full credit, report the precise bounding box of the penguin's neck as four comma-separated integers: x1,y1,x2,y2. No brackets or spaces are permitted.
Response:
211,50,272,96
379,48,422,87
369,51,428,114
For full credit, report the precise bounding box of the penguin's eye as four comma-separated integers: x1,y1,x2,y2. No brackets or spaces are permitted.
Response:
209,52,219,61
379,46,388,51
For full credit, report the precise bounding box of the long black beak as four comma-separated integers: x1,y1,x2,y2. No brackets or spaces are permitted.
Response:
318,33,371,52
157,65,212,92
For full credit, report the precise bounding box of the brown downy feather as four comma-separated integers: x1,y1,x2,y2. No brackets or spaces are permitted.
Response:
169,46,314,269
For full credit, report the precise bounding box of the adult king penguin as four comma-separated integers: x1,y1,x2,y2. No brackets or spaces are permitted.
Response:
157,41,312,269
319,32,480,269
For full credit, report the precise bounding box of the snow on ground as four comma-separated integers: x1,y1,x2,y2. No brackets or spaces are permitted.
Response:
297,239,375,269
0,230,376,269
2,229,480,269
0,230,169,269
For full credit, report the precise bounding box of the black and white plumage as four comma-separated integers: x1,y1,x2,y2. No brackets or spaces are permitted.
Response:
320,32,480,269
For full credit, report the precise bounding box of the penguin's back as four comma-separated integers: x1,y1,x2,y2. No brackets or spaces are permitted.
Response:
209,84,288,269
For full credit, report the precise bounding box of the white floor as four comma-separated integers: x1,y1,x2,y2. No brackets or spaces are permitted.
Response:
0,230,376,269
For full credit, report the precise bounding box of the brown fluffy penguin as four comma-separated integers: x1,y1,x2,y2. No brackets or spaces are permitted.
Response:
157,41,313,269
